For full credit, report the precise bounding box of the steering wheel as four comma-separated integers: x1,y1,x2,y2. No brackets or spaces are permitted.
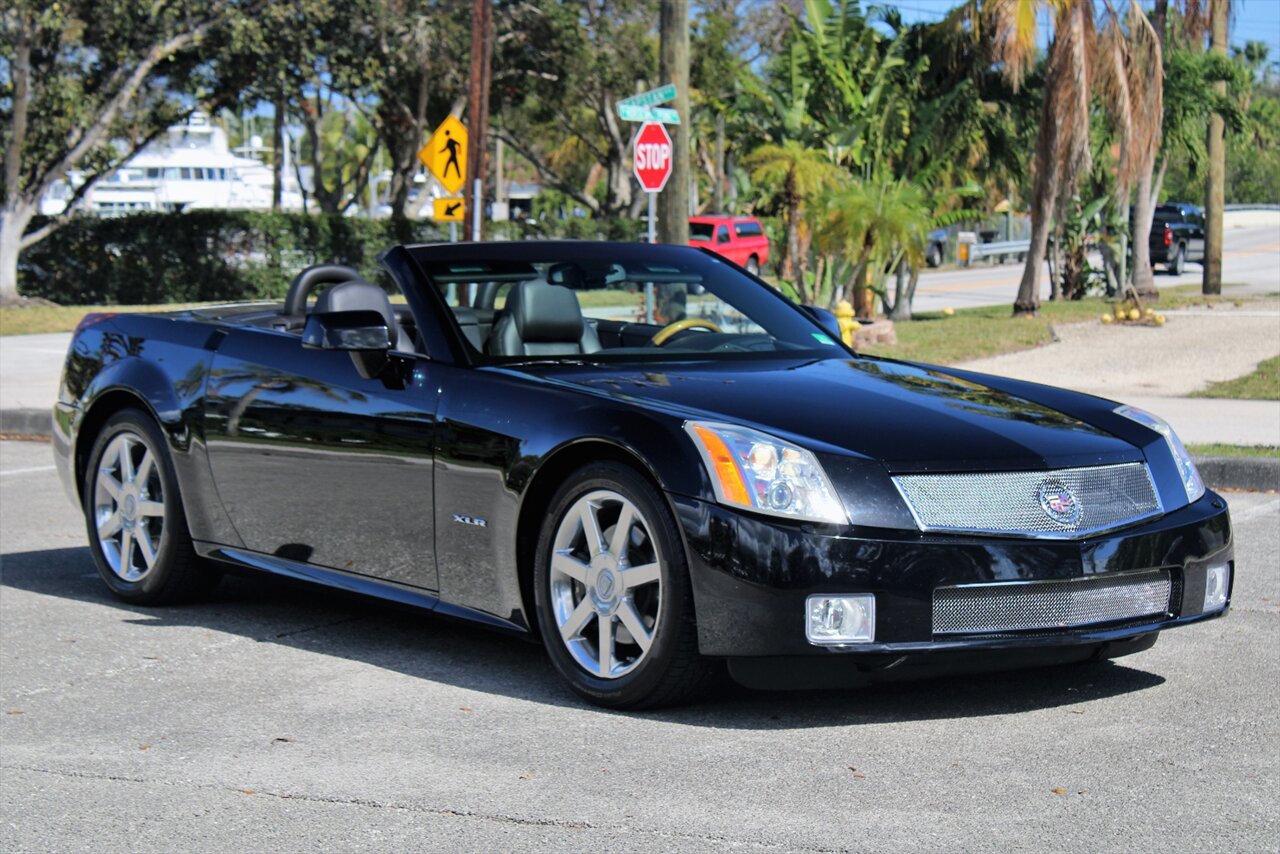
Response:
650,317,723,346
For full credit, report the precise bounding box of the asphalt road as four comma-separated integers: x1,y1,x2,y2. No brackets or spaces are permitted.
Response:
911,225,1280,314
1,438,1277,852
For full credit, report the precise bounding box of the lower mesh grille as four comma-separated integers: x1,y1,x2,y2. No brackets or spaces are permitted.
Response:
932,570,1173,635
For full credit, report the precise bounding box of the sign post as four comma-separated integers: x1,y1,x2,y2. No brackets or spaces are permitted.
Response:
633,121,673,322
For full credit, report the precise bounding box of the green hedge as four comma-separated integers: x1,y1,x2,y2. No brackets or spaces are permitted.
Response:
18,210,654,305
488,216,647,242
17,211,747,307
18,211,448,305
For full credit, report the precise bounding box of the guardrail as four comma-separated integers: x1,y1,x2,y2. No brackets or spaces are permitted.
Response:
963,239,1030,265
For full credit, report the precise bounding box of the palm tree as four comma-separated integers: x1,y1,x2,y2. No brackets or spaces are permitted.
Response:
744,140,841,295
1098,1,1164,299
810,176,931,317
1203,0,1229,295
987,0,1098,316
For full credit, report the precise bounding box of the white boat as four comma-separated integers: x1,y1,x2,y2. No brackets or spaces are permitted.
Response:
42,113,302,216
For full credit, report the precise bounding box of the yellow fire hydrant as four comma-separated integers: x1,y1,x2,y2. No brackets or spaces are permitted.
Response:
834,300,858,347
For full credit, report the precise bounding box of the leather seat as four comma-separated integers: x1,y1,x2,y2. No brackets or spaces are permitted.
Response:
488,281,601,357
313,281,415,353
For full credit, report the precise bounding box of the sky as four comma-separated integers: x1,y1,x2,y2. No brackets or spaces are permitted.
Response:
880,0,1280,61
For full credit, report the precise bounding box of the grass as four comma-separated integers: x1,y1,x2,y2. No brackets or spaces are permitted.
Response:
0,302,217,336
1190,355,1280,401
861,286,1280,366
1187,443,1280,459
859,298,1109,364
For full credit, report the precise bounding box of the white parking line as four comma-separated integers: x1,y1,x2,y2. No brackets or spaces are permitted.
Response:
0,465,57,477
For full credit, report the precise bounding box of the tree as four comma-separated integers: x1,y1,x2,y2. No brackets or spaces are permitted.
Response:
987,0,1099,317
810,176,931,317
744,140,840,293
0,1,259,304
298,103,382,215
1097,1,1163,300
368,3,468,220
657,0,690,244
491,0,659,219
1203,0,1228,294
690,6,759,213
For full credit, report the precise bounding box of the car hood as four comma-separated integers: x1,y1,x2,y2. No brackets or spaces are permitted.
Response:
520,356,1141,473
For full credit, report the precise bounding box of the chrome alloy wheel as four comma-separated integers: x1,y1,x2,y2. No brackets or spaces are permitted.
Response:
92,432,166,582
549,490,663,679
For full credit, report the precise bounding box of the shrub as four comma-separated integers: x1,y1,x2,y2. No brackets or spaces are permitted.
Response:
17,210,692,305
18,211,448,304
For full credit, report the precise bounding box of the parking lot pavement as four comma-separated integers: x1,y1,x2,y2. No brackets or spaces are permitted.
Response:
1,438,1276,852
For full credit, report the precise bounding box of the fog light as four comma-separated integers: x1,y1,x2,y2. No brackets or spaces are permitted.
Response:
806,594,875,645
1204,564,1230,612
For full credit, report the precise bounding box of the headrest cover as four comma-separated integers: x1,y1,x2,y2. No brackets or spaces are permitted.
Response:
510,282,585,342
314,281,395,330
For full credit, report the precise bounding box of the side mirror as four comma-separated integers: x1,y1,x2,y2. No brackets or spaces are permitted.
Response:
302,310,393,380
801,305,843,342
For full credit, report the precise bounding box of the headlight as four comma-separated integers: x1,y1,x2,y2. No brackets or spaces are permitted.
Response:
1115,405,1205,503
685,420,848,524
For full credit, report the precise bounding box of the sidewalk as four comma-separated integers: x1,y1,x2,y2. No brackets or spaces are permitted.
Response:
954,305,1280,447
0,332,72,411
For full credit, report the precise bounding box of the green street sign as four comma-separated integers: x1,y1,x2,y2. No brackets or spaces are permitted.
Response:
618,83,678,109
617,104,681,124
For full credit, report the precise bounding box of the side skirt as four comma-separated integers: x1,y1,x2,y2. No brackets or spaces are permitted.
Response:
198,543,528,634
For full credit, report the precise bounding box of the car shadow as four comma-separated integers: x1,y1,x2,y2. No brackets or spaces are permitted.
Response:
2,546,1166,727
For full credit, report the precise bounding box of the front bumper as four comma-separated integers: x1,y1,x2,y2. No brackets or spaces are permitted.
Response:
673,491,1232,681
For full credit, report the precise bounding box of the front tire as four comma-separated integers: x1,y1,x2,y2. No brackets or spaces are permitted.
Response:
83,409,219,604
533,462,713,709
745,255,761,276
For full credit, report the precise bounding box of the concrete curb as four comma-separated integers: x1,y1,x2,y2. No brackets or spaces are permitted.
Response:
3,406,1276,491
0,408,52,437
1194,456,1280,493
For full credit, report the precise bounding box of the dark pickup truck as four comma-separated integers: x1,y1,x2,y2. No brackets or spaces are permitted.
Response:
1150,202,1205,275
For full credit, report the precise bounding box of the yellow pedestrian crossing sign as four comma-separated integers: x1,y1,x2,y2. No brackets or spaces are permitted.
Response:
419,116,468,195
433,197,465,222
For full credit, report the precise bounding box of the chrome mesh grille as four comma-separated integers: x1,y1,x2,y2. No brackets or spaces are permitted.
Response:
933,570,1172,635
892,463,1162,538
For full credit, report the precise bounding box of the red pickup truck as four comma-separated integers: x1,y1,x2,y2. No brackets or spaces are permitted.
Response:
688,216,770,275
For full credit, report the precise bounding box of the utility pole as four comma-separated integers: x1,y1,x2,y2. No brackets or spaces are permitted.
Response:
657,0,690,245
1203,0,1228,294
466,0,492,241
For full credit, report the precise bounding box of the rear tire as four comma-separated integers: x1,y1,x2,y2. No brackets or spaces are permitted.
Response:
1167,244,1185,275
533,462,714,709
82,409,219,604
745,255,760,276
926,243,943,268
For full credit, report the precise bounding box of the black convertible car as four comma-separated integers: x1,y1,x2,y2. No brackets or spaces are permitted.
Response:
52,242,1233,708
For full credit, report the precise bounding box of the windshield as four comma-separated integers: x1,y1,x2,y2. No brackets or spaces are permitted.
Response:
411,244,845,364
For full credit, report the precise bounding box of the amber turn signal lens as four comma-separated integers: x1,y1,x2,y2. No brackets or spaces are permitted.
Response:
691,424,752,506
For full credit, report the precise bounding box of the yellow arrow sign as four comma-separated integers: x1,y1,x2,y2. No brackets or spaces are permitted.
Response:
433,197,465,222
419,116,468,195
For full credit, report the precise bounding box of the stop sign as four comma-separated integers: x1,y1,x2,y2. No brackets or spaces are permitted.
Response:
633,122,673,192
